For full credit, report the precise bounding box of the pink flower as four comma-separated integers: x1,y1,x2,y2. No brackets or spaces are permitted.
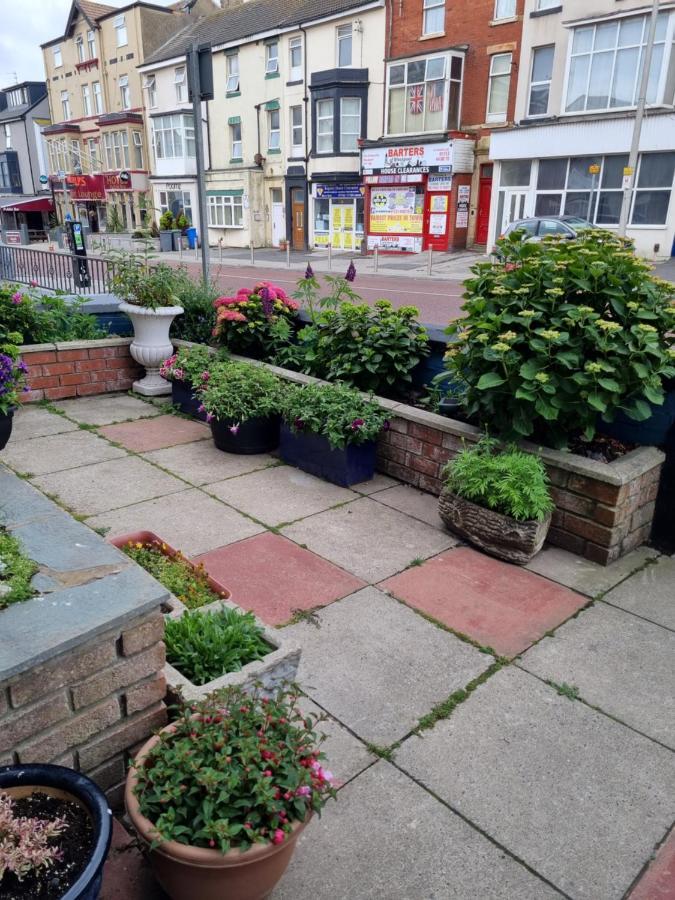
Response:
350,418,365,431
236,287,252,297
284,299,300,311
295,785,311,797
272,829,285,845
229,423,240,435
219,309,247,322
30,279,37,287
214,296,240,308
11,292,22,304
201,371,210,382
198,404,206,413
205,412,214,423
173,367,184,380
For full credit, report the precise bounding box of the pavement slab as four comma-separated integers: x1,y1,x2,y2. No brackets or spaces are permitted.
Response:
350,473,399,495
2,430,126,476
373,484,446,529
526,545,659,597
381,547,588,658
283,586,492,745
53,394,164,426
396,666,675,900
274,761,562,900
206,465,357,527
101,819,166,900
194,532,364,625
628,826,675,900
142,441,277,486
520,602,675,748
603,556,675,631
10,406,78,440
99,415,210,452
32,456,186,517
9,509,127,572
282,497,455,583
299,698,376,788
88,488,264,556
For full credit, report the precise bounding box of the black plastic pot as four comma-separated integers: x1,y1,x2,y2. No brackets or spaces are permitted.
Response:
0,763,113,899
280,422,376,486
211,415,280,454
171,379,206,421
598,389,675,447
0,410,14,450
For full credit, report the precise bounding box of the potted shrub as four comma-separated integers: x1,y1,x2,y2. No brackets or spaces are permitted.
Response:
280,382,389,486
159,211,175,252
0,331,28,451
200,361,284,454
438,438,554,564
112,256,184,396
125,686,335,900
160,345,220,420
212,282,299,359
0,763,113,899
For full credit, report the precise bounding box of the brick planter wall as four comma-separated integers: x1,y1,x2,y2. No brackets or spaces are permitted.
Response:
20,338,141,403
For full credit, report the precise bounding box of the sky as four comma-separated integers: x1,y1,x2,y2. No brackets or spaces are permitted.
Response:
0,0,177,88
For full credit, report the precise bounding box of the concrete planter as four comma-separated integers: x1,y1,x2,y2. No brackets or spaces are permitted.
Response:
120,302,183,396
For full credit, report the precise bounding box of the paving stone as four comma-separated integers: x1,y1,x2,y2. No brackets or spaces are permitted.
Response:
10,510,127,571
87,488,264,556
628,825,675,900
299,698,376,787
10,406,78,440
2,430,126,476
381,547,588,658
396,666,675,900
54,394,163,426
282,497,455,583
195,533,364,625
350,473,398,495
32,457,186,517
142,441,276,486
100,818,167,900
526,545,659,597
99,415,210,452
603,556,675,631
520,602,675,748
206,466,357,527
283,587,492,745
373,483,446,529
274,761,561,900
0,465,60,527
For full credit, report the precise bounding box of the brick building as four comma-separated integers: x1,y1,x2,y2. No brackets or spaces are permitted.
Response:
360,0,523,251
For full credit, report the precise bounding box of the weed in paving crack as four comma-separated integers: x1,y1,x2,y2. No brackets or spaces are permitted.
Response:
548,681,580,700
408,557,425,568
416,662,503,733
364,742,396,761
287,608,321,628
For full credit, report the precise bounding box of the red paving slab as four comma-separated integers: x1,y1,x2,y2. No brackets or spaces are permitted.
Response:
100,819,166,899
629,828,675,900
99,415,210,452
380,547,588,658
194,531,365,625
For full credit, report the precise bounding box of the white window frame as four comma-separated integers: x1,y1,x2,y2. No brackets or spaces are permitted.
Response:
422,0,445,37
316,98,334,153
132,131,143,168
493,0,516,20
53,46,62,68
152,114,195,160
385,52,460,136
86,136,99,171
87,29,96,59
160,189,193,223
289,36,303,80
76,35,85,62
4,125,11,150
115,14,128,48
92,81,103,114
207,194,244,228
119,74,130,110
340,97,361,152
81,83,92,117
290,105,303,156
230,122,242,159
69,139,80,170
486,52,512,123
528,45,554,117
268,108,280,150
60,90,71,120
536,0,560,9
226,53,240,92
266,42,279,75
144,74,157,108
175,66,188,103
336,24,353,67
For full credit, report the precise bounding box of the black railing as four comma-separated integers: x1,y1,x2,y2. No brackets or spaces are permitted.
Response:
0,244,114,294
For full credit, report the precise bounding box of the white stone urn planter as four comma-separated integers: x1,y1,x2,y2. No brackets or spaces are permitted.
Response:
120,302,183,396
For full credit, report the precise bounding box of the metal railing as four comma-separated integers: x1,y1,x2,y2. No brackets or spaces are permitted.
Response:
0,244,114,294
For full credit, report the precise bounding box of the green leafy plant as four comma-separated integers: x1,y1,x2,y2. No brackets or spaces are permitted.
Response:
281,382,389,448
442,438,554,522
168,272,221,345
160,345,218,388
200,361,284,424
133,685,336,853
0,528,37,609
0,284,104,345
445,230,675,447
175,212,190,231
159,210,175,231
107,248,181,310
122,540,226,610
212,282,299,358
164,607,270,686
106,203,125,233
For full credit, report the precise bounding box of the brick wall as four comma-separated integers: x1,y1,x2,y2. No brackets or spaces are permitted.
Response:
0,610,167,807
21,338,141,403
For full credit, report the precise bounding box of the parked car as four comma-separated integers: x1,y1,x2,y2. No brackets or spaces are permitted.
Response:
501,215,597,241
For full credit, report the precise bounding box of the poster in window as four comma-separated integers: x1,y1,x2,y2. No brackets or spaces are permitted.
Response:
344,232,354,250
456,184,470,229
344,205,354,230
430,195,448,212
429,213,447,236
332,205,343,232
314,233,329,247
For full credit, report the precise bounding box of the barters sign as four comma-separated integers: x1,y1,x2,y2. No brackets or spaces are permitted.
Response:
361,142,452,175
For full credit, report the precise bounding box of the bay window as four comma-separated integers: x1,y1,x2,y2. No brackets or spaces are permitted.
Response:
160,190,192,223
387,53,462,135
152,114,195,159
316,99,334,153
340,97,361,151
208,194,243,228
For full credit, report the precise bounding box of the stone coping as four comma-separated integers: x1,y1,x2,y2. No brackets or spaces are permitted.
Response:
20,337,133,353
0,465,168,682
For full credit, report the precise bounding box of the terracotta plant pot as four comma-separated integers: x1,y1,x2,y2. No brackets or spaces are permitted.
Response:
438,489,551,565
125,727,309,900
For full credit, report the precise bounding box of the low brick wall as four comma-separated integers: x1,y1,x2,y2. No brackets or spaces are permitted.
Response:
20,338,141,403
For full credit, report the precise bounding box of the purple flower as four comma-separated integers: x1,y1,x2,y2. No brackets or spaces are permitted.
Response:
18,360,29,374
198,403,206,414
229,423,240,435
383,420,390,431
260,285,273,318
294,417,305,430
11,292,22,305
350,417,364,431
205,412,214,423
304,263,314,280
345,261,356,283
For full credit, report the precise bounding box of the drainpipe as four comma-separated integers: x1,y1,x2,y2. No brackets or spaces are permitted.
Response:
300,23,309,251
254,101,262,159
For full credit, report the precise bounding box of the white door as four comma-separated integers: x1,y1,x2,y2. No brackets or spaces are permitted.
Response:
271,189,284,247
501,190,528,232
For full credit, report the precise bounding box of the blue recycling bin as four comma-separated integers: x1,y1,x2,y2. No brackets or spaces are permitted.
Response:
186,226,198,249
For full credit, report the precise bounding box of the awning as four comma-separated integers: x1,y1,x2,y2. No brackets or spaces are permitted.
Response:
0,197,53,213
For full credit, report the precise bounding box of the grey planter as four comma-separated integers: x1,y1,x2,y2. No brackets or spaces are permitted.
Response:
438,489,551,565
159,230,173,252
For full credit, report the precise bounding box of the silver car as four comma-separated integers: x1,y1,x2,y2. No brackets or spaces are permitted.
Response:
501,215,597,241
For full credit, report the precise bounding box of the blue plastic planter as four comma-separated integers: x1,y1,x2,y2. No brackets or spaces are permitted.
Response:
280,422,376,486
171,378,206,420
600,390,675,447
0,763,113,899
186,226,197,249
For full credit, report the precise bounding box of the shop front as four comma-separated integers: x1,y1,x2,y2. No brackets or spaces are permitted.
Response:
50,172,147,233
311,182,365,252
151,179,199,234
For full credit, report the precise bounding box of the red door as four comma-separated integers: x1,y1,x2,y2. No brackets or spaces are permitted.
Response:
475,164,493,245
423,192,450,251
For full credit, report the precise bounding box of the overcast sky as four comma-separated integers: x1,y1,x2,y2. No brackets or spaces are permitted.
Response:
0,0,176,88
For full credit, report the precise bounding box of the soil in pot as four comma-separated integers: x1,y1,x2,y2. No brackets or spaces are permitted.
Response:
0,791,94,900
0,411,14,451
211,416,280,454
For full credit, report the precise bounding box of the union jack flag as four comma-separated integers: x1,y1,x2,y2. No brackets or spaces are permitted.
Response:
409,85,424,115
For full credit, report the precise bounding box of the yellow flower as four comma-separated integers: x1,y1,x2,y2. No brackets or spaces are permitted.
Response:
534,372,550,383
637,323,657,333
491,342,511,352
499,331,518,341
585,362,603,374
627,301,640,311
597,320,621,332
576,306,594,315
475,333,490,343
135,542,143,549
539,329,561,340
519,309,536,318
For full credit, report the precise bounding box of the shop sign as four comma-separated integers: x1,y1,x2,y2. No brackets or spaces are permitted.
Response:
363,174,424,185
313,184,365,199
361,142,452,175
456,184,470,229
367,234,422,252
65,174,106,201
428,174,452,191
104,173,133,191
4,231,22,245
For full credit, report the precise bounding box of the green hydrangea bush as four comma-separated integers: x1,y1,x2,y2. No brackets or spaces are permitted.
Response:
444,231,675,447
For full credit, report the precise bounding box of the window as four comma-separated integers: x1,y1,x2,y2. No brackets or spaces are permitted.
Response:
208,194,243,228
53,46,62,68
289,36,303,81
115,14,127,48
175,66,187,103
230,122,242,159
105,130,129,169
316,98,334,153
340,97,361,151
536,0,559,8
160,190,193,223
69,140,80,170
422,0,444,35
7,89,26,107
632,151,675,225
290,105,303,155
528,46,553,117
119,74,130,110
92,81,103,114
60,90,71,119
494,0,516,20
76,35,85,62
4,125,11,150
387,53,460,134
133,131,143,168
336,24,352,67
487,52,511,122
566,13,670,113
226,54,239,92
152,114,195,159
266,42,279,75
82,84,92,116
86,137,99,171
268,108,280,150
87,29,96,58
144,74,157,108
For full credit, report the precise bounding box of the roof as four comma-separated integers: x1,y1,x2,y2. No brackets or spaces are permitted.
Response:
142,0,380,66
78,0,116,21
0,85,48,124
